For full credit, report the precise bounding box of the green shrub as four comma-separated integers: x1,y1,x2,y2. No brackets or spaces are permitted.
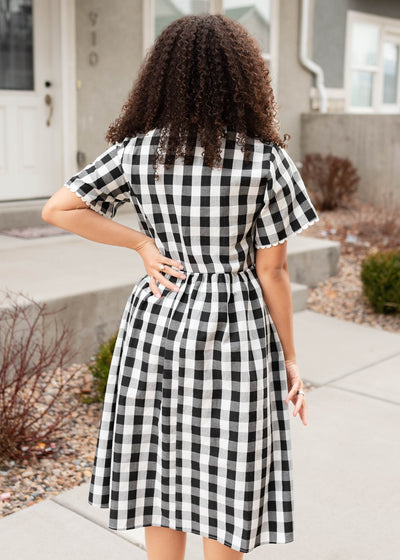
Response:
361,249,400,313
83,330,118,403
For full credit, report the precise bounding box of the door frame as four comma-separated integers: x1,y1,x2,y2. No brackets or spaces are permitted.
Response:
60,0,78,180
0,0,77,202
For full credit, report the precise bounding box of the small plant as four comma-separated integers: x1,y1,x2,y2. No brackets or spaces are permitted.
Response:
0,289,83,461
83,330,118,403
301,153,360,210
360,249,400,313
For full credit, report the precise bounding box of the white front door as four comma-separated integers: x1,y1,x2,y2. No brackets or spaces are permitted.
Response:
0,0,63,201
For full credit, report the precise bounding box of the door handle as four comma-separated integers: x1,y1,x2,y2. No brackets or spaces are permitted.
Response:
44,94,53,126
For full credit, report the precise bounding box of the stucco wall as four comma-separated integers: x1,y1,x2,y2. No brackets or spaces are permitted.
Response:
313,0,400,88
75,0,143,164
300,113,400,207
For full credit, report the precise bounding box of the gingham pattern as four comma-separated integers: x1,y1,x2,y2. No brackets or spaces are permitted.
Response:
64,127,319,553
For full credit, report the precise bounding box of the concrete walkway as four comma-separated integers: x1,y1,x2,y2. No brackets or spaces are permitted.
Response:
1,310,399,559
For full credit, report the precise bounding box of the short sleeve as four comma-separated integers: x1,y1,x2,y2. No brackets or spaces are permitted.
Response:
64,140,132,219
254,144,319,249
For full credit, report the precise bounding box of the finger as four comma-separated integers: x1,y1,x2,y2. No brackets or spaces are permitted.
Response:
149,277,161,298
293,397,301,416
153,270,181,293
294,395,306,418
297,399,307,424
164,257,185,271
286,381,301,404
299,401,308,425
158,262,187,280
292,391,305,415
286,389,295,405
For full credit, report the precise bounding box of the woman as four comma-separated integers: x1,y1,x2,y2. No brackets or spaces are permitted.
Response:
42,13,319,560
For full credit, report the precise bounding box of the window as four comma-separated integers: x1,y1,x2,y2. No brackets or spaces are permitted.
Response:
222,1,271,64
146,0,277,88
154,0,210,38
153,0,271,53
0,0,34,90
383,41,399,104
346,11,400,113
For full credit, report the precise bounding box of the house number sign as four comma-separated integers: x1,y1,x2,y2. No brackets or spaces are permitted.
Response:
88,11,99,66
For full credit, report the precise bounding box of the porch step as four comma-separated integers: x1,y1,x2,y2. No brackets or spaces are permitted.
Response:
291,282,309,313
286,234,340,287
0,198,50,230
0,198,134,230
0,211,339,365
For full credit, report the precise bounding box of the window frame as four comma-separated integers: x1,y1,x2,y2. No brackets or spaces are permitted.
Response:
344,10,400,114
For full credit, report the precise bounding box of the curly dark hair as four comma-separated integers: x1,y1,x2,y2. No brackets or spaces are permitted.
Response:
106,13,290,181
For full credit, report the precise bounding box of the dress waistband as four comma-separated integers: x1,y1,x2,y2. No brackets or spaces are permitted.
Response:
171,264,256,276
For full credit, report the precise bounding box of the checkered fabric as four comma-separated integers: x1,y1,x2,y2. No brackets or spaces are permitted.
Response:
64,127,319,553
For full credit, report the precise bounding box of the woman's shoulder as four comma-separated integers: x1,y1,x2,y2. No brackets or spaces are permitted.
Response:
120,128,164,146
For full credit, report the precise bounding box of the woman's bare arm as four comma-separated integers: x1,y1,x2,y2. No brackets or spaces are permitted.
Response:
255,241,296,362
255,241,307,424
41,185,153,251
41,186,186,293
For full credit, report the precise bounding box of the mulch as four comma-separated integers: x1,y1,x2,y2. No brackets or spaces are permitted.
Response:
0,365,102,518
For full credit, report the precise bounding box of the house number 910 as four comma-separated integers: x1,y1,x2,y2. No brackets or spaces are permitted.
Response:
88,11,99,66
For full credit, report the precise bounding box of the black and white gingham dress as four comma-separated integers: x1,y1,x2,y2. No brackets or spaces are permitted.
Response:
65,126,319,553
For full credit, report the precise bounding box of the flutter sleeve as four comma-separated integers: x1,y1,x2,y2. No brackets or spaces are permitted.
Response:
254,144,319,249
64,140,132,219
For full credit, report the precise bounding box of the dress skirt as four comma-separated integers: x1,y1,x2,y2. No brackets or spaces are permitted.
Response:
87,266,294,553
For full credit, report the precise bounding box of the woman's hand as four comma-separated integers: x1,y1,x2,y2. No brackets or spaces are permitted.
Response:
284,358,308,426
136,238,186,298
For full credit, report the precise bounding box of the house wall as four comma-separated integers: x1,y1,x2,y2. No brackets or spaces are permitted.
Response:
312,0,400,89
75,0,143,165
276,0,314,163
300,113,400,207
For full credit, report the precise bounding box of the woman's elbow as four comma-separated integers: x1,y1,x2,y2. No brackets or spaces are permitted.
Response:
41,203,53,224
256,260,289,281
41,200,60,224
264,267,288,281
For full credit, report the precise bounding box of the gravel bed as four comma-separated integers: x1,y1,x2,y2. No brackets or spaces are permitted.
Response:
0,364,102,518
301,198,400,333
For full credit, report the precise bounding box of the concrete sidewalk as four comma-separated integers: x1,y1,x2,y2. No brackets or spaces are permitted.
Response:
1,310,399,559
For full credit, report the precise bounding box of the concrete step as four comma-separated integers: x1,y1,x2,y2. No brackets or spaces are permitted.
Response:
0,198,133,230
0,210,339,365
291,282,309,313
0,198,50,230
286,234,340,287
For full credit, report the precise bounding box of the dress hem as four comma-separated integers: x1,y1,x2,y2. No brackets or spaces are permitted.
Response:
254,215,320,249
88,500,295,553
64,181,113,220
